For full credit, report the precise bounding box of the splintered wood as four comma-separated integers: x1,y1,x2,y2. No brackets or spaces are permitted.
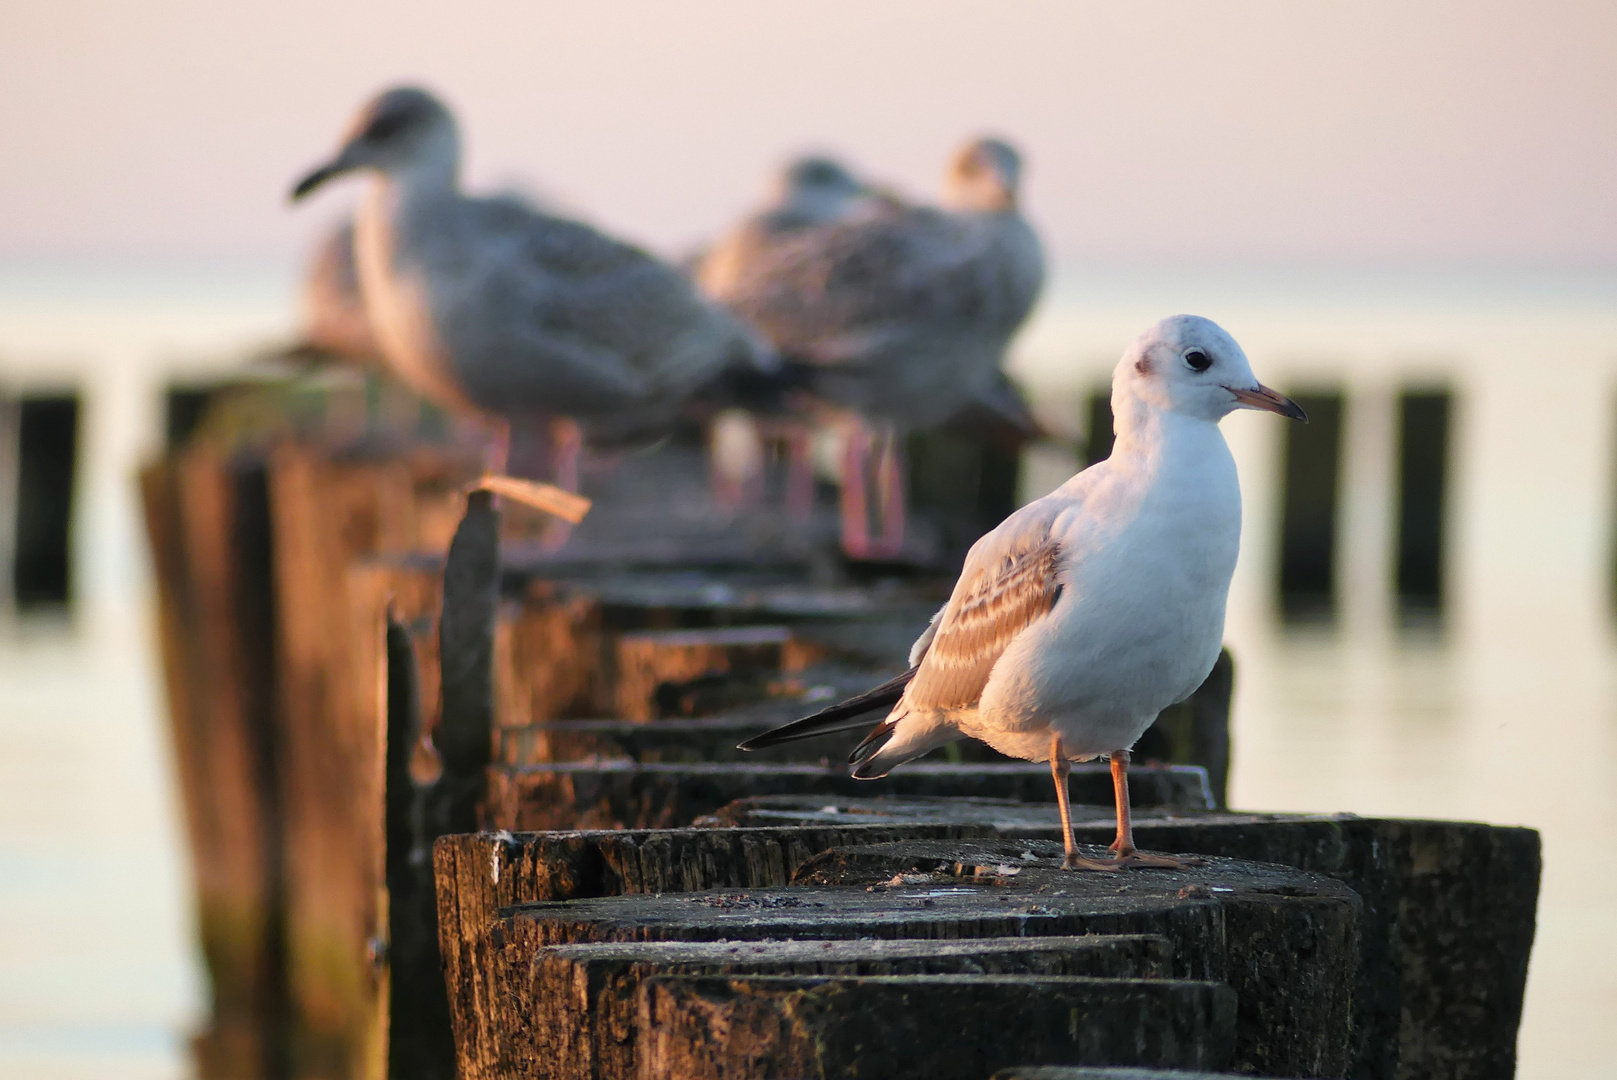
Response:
474,474,592,523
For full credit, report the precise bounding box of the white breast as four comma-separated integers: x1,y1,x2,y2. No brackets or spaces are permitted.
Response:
972,423,1241,760
353,182,479,414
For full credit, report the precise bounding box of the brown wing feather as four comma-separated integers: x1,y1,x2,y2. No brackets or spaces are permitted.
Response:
907,536,1063,710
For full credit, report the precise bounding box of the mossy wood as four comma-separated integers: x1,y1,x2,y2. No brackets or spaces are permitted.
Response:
143,428,1238,1080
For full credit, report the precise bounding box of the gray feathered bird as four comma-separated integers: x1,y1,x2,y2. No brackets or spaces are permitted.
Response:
290,86,776,489
693,155,895,517
698,139,1045,558
694,156,889,297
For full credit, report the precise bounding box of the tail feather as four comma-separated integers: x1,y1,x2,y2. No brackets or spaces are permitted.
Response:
849,718,898,766
849,709,962,779
736,668,915,750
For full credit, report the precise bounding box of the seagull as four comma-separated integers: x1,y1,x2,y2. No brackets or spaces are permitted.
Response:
740,315,1306,869
694,154,892,517
700,137,1044,559
288,86,776,514
293,216,382,365
693,155,887,300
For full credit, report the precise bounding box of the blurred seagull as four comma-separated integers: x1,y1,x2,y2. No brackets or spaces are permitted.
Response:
293,216,382,365
741,316,1306,869
701,137,1044,558
694,154,892,517
289,86,775,516
694,155,887,299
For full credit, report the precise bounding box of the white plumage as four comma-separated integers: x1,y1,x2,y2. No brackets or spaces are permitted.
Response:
742,314,1307,869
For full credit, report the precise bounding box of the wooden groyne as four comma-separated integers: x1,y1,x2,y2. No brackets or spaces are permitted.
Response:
432,808,1536,1080
444,832,1358,1079
142,408,1540,1080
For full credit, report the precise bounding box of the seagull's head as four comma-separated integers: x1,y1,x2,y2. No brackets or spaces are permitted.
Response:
772,155,867,217
943,137,1022,212
779,157,863,200
291,86,460,201
1118,315,1308,425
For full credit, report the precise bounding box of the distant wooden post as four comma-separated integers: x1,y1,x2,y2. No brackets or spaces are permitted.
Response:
375,495,503,1080
0,393,17,616
268,446,419,1080
140,453,287,1079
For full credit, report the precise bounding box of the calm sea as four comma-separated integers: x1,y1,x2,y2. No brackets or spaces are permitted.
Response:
2,263,1614,1078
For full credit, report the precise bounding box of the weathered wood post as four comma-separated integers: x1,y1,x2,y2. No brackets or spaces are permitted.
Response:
379,491,501,1080
140,452,287,1079
268,445,420,1080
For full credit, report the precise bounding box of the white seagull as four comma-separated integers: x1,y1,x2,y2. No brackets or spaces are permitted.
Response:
741,315,1306,869
288,86,775,503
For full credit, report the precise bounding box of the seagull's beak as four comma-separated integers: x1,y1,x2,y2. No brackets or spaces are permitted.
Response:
1226,384,1308,422
289,145,360,202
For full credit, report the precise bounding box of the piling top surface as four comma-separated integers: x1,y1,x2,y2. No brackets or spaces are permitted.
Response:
700,795,1347,830
538,934,1170,966
790,837,1360,895
992,1068,1259,1079
502,840,1357,930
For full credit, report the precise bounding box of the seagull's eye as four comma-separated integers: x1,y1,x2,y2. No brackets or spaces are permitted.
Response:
1183,349,1212,373
365,112,408,142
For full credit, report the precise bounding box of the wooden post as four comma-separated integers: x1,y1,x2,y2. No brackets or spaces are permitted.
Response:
492,582,601,729
432,823,992,1080
140,453,287,1079
352,562,457,1080
638,974,1237,1080
269,446,418,1080
610,626,826,721
0,392,17,616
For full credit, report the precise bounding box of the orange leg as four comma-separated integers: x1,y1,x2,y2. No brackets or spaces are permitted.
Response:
783,425,815,522
479,416,587,549
867,426,906,559
1055,743,1203,871
839,420,906,560
840,421,873,559
550,417,582,494
1051,735,1119,871
484,417,512,476
1104,749,1202,869
537,418,581,551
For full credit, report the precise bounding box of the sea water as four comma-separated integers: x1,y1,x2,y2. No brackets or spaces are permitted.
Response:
1,262,1613,1078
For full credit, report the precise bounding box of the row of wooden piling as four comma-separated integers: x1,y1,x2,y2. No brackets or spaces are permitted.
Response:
142,427,1537,1080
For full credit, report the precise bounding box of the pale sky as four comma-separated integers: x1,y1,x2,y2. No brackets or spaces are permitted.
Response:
2,0,1613,267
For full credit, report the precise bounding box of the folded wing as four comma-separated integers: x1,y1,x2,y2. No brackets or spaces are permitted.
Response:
737,507,1067,767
